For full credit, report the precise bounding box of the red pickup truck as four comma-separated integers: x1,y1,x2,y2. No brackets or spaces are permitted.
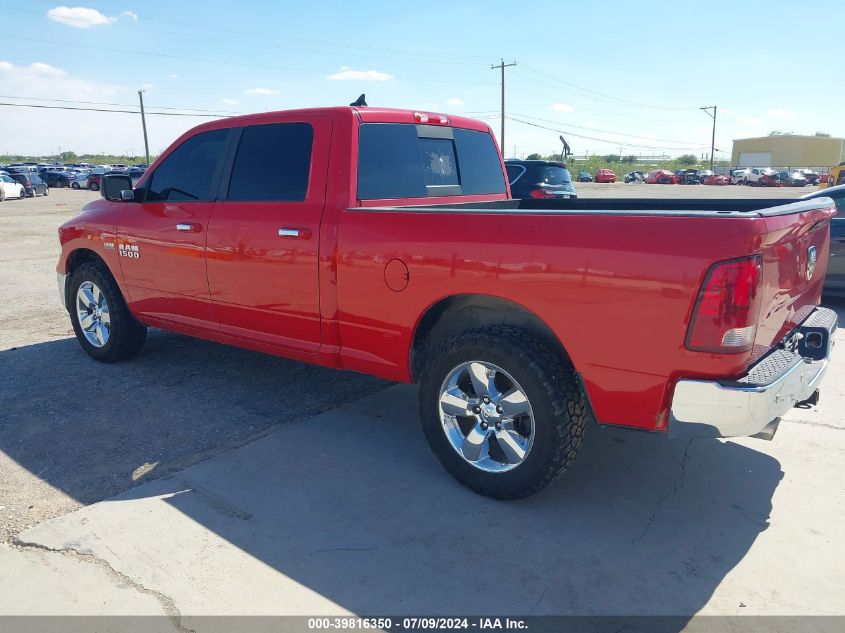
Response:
57,106,838,499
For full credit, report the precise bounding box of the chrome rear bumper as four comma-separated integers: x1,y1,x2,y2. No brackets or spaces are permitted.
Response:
669,307,837,439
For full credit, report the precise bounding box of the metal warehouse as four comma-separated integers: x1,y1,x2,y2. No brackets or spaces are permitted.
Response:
731,134,845,169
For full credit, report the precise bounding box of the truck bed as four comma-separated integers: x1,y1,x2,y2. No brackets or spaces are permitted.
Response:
356,197,816,218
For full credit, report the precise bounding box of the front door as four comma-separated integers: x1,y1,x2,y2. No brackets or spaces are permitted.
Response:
206,117,330,352
118,128,230,330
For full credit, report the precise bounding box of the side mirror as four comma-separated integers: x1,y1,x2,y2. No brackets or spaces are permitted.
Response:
101,174,134,202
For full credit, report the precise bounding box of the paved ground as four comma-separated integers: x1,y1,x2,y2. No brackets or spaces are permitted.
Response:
1,187,843,626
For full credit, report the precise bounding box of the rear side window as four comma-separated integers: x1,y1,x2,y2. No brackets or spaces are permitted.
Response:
357,123,506,199
537,166,571,185
146,129,227,202
228,122,313,201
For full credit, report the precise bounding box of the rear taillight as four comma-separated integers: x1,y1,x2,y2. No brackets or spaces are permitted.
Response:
528,188,555,199
685,255,762,353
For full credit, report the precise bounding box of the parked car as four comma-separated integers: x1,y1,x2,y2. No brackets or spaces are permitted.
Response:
593,168,616,183
624,171,646,183
746,167,778,186
10,172,49,197
801,184,845,295
0,174,26,201
70,173,91,189
577,170,592,182
798,169,820,185
505,160,577,199
42,171,74,188
56,106,837,499
677,169,701,185
127,168,146,186
730,169,750,184
703,174,730,186
695,169,714,183
646,169,678,184
85,173,102,191
776,170,808,187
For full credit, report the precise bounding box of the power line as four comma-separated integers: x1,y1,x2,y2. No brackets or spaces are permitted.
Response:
515,64,699,111
506,116,710,151
4,36,497,87
0,94,241,115
507,112,709,148
0,102,226,117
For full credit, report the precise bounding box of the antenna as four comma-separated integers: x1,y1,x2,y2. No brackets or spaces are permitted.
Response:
350,94,367,107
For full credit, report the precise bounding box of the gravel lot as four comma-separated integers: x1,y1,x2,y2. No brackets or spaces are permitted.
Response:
0,184,827,542
1,186,842,625
0,188,388,543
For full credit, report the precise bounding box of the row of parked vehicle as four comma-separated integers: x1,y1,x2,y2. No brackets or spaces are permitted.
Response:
0,161,147,199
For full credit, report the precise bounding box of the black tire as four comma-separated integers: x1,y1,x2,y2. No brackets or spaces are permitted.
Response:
72,181,80,189
68,262,147,362
90,182,99,191
418,325,588,499
44,187,49,196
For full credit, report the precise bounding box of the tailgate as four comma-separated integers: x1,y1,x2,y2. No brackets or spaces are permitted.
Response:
752,199,837,360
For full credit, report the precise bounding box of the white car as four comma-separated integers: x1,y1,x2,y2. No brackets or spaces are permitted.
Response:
0,174,26,201
730,168,749,184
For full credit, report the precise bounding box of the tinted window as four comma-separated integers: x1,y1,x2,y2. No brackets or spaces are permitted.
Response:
453,128,506,195
357,124,506,199
147,129,227,202
228,122,313,201
506,165,525,184
30,175,43,184
357,124,427,199
537,166,571,185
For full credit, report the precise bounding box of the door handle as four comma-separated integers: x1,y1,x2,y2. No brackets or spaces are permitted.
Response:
278,228,311,238
176,223,201,232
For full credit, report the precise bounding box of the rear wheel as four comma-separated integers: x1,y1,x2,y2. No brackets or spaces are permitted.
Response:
71,181,80,190
90,182,99,191
0,188,5,202
68,262,147,362
419,326,588,499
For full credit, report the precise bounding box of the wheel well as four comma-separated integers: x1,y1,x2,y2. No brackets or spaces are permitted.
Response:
410,294,570,381
64,248,111,304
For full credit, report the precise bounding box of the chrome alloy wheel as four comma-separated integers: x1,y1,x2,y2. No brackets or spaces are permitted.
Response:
76,281,110,347
438,361,535,473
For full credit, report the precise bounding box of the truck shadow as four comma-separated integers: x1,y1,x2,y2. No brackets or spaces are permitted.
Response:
1,329,788,621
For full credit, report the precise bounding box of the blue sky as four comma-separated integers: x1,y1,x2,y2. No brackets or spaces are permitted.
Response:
1,0,842,158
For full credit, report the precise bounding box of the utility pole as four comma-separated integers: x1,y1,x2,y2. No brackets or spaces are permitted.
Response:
491,59,516,157
701,106,717,171
138,90,150,166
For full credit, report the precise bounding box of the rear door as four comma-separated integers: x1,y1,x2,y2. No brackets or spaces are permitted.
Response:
205,116,330,352
118,127,230,330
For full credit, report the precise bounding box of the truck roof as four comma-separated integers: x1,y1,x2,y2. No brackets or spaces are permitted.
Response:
192,106,492,134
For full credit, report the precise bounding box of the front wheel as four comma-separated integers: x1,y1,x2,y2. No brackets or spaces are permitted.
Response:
90,182,99,191
68,262,147,362
71,181,80,189
419,326,588,499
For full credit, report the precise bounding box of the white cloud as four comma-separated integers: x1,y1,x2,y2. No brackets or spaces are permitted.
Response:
446,98,464,107
0,60,202,156
47,6,114,28
169,74,179,79
221,98,239,105
550,102,574,113
768,108,797,120
140,82,154,89
245,87,280,95
327,67,394,81
122,10,138,20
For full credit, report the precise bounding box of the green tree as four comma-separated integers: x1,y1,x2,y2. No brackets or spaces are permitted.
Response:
603,154,621,163
677,154,697,166
622,155,637,163
525,153,543,160
814,132,832,137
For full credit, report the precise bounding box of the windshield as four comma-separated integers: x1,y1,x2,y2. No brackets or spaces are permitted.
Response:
538,166,571,185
